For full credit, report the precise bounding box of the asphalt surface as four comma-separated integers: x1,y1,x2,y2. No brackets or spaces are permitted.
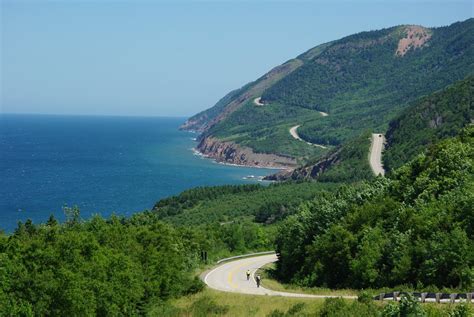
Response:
369,133,385,176
289,125,327,149
253,97,264,106
203,254,356,299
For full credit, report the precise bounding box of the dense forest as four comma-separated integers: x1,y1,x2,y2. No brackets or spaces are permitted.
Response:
153,181,335,225
384,75,473,171
268,74,473,183
275,127,473,290
0,207,276,315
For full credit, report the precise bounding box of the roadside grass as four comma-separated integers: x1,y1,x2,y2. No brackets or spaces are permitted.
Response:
257,263,359,297
164,288,327,317
149,287,466,317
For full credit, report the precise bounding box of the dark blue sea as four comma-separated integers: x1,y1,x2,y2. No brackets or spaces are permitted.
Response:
0,114,277,232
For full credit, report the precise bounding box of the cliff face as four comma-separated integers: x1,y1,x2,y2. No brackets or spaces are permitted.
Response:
264,148,341,180
197,137,297,169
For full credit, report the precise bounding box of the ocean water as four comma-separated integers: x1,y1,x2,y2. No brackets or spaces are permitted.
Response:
0,114,278,232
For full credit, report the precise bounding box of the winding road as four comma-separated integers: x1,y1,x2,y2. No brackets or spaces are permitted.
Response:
288,111,328,149
289,125,327,149
203,253,356,299
369,133,385,176
253,97,264,106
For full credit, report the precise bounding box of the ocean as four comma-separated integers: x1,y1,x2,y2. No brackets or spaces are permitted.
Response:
0,114,278,232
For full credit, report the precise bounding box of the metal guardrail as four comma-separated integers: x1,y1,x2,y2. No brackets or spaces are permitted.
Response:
374,291,474,304
216,251,276,264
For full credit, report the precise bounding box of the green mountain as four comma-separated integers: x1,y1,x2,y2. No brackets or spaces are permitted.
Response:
384,75,474,171
267,75,473,182
183,19,473,168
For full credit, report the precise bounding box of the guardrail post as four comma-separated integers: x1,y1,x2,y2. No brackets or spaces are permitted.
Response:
435,293,441,303
393,291,399,301
450,294,456,304
379,293,384,301
467,293,472,303
421,293,427,303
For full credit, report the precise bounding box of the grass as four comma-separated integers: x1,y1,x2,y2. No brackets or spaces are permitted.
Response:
149,288,467,317
162,288,327,317
257,263,359,297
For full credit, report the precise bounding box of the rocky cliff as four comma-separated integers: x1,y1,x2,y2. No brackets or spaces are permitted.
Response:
263,148,341,180
197,137,297,169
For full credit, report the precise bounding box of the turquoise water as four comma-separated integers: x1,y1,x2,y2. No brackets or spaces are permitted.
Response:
0,114,278,232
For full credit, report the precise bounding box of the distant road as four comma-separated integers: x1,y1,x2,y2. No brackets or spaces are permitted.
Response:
289,125,327,149
203,253,356,299
369,133,385,176
253,97,264,106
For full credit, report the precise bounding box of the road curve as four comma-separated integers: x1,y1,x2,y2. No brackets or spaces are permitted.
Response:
369,133,385,176
289,125,327,149
203,253,356,299
253,97,264,106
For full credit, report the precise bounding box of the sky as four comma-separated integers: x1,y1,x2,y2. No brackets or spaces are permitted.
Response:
1,1,472,117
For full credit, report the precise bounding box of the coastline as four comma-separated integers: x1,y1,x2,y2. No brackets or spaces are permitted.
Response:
184,129,297,172
191,147,290,171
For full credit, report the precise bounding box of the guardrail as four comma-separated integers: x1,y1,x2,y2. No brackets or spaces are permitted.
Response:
374,291,473,304
216,251,276,264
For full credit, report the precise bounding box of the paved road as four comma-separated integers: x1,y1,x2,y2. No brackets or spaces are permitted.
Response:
369,133,385,176
253,97,264,106
203,253,356,299
289,125,327,149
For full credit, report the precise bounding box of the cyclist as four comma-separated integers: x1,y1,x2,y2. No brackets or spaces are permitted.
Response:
246,270,251,281
256,275,261,288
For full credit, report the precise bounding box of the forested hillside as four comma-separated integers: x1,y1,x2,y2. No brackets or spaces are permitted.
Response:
183,19,473,166
275,127,473,290
265,20,473,145
152,182,335,225
384,75,473,171
268,75,473,182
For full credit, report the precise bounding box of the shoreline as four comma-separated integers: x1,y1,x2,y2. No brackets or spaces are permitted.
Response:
191,147,292,171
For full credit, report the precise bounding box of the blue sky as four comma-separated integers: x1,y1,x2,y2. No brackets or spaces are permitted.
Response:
1,1,472,117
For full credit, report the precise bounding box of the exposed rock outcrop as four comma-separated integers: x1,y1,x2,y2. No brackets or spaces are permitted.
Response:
264,148,342,181
196,137,297,169
396,25,431,56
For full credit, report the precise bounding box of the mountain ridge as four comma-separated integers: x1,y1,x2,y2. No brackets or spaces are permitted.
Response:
183,19,474,172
